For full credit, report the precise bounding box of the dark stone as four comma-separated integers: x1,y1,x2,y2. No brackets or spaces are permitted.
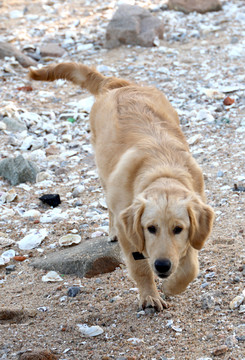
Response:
39,194,61,207
67,286,81,297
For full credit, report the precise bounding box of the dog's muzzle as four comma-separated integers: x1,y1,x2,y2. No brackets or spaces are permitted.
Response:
154,258,172,278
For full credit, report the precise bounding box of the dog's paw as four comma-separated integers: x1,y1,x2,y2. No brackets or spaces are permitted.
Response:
139,294,168,312
109,234,118,242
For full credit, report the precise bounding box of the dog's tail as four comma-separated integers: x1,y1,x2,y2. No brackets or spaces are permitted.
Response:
29,62,130,95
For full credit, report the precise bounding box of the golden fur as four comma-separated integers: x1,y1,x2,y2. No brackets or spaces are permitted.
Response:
29,63,214,311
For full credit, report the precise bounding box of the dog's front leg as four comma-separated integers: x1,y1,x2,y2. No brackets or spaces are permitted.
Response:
119,233,168,311
108,210,118,242
162,246,199,296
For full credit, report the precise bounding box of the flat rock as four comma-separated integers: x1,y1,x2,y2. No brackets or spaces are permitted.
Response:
0,155,39,185
31,237,122,278
105,4,164,49
168,0,222,14
1,117,27,132
0,41,37,68
40,43,66,58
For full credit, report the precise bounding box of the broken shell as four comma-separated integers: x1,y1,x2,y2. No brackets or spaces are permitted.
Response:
229,295,244,310
203,88,225,100
59,234,81,247
22,209,41,218
77,324,104,337
42,271,63,282
0,121,7,130
18,228,48,250
36,171,52,182
0,256,9,266
2,249,15,259
0,237,15,248
5,189,18,203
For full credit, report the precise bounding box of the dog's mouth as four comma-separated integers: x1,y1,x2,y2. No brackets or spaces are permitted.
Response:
157,273,170,279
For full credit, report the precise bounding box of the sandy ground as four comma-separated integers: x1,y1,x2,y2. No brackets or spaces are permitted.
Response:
0,0,245,359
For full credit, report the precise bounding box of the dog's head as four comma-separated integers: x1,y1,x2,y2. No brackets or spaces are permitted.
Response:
120,187,214,279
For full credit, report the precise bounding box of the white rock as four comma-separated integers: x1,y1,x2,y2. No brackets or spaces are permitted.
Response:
127,337,143,345
36,172,52,182
59,234,81,247
19,111,41,125
229,295,245,310
0,121,7,130
77,43,93,52
21,136,43,151
1,208,15,220
91,231,104,238
77,324,104,337
18,228,48,250
197,109,214,123
42,271,63,282
68,96,94,112
25,149,46,162
239,305,245,313
40,208,68,223
9,10,24,19
172,325,182,332
98,198,107,209
188,134,202,146
22,209,41,218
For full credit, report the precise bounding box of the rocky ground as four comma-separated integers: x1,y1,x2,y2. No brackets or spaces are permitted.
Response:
0,0,245,359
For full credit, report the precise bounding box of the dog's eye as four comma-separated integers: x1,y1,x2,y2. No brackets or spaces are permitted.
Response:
173,226,183,235
147,225,157,234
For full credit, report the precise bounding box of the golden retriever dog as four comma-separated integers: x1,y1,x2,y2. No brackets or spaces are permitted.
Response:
29,63,214,311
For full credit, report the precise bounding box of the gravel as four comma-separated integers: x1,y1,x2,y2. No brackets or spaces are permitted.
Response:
0,0,244,359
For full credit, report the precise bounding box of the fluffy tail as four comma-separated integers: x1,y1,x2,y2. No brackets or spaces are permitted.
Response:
29,62,130,95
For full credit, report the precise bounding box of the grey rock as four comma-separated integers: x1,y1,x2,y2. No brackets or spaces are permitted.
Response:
168,0,222,14
217,170,224,177
201,293,215,309
40,43,66,58
105,4,164,49
0,41,37,68
31,237,122,278
67,286,81,297
1,117,27,133
5,265,16,272
0,155,39,185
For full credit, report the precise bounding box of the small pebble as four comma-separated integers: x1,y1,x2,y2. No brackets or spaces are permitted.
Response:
67,286,81,297
212,344,228,356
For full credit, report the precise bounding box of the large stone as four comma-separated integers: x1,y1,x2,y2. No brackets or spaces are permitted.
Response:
0,42,37,68
168,0,222,14
1,117,27,132
40,43,66,58
105,4,164,49
31,237,122,278
0,155,39,185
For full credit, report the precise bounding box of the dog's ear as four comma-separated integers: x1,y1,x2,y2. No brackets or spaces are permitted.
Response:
120,198,145,252
188,198,214,250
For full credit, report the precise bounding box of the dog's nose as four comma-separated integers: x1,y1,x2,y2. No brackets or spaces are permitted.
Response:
154,259,171,277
